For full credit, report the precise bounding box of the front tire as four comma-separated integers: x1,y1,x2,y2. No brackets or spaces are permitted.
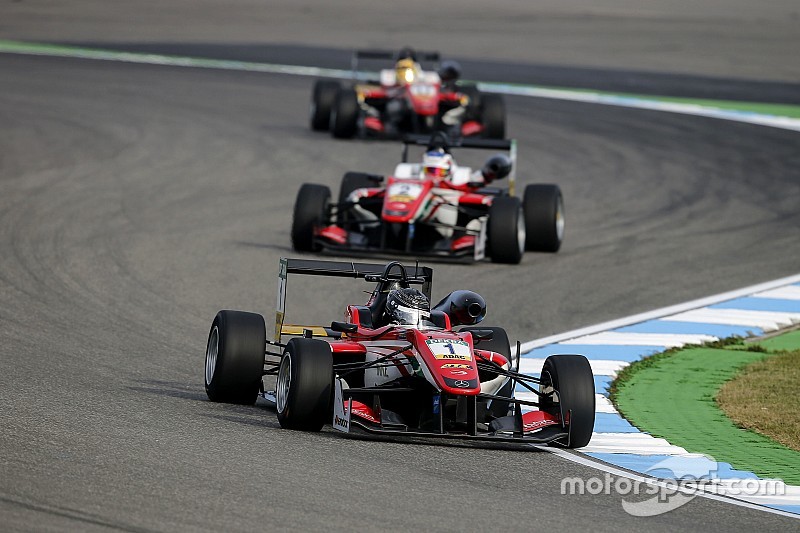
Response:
276,338,333,431
461,326,513,418
310,80,340,131
331,88,359,138
539,355,595,448
291,183,331,252
487,196,525,264
337,172,375,227
523,184,564,252
205,310,266,405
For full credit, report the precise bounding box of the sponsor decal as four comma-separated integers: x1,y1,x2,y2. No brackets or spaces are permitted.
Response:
433,353,471,360
523,419,558,431
334,414,349,429
448,369,469,376
432,394,441,415
441,363,471,369
427,339,473,361
453,380,470,388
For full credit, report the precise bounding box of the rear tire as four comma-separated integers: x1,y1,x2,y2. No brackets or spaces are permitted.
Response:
337,172,375,227
523,184,564,252
291,183,331,252
205,310,266,405
461,326,513,418
331,88,359,138
480,94,505,139
276,338,333,431
487,196,525,264
540,355,595,448
310,80,340,131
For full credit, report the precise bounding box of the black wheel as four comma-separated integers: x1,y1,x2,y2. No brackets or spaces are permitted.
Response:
310,80,340,131
523,184,564,252
331,88,359,138
205,310,266,405
460,84,482,119
480,93,505,139
276,338,333,431
337,171,375,227
291,183,331,252
539,355,595,448
487,196,525,264
461,326,513,419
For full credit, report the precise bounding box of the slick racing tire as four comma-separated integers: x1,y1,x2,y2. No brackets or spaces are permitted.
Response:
337,172,375,227
276,338,333,431
480,93,505,139
523,184,564,252
460,84,482,120
539,355,595,449
310,80,340,131
461,326,514,419
331,88,359,138
487,196,525,264
291,183,331,252
205,310,266,405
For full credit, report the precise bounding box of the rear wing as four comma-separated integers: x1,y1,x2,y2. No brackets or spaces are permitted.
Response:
275,257,434,342
401,133,518,195
350,49,441,80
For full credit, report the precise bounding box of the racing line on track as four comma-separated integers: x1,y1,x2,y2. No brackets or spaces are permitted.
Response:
3,39,799,518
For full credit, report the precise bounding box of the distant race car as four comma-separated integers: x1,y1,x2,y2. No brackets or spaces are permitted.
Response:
291,133,565,264
310,48,505,139
203,258,595,447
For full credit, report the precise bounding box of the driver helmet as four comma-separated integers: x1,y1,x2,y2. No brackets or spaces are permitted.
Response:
422,149,454,179
385,288,430,326
395,58,418,85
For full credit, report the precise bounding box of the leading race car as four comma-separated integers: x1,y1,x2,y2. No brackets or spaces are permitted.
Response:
291,133,565,264
310,48,505,139
203,258,595,447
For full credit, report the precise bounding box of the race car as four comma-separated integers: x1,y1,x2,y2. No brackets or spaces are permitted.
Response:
309,48,505,139
203,258,595,447
291,133,565,264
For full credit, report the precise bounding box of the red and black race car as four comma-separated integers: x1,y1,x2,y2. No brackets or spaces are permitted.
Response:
291,133,565,264
310,48,505,139
203,258,595,447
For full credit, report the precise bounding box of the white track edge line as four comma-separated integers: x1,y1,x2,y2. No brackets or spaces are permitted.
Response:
543,447,800,519
521,273,800,351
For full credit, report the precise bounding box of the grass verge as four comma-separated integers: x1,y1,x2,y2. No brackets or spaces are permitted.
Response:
718,348,800,452
611,333,800,485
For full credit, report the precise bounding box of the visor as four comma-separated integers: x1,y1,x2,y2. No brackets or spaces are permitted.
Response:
391,304,431,326
424,166,450,178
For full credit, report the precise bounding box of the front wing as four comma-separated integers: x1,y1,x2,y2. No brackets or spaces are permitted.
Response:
331,379,575,446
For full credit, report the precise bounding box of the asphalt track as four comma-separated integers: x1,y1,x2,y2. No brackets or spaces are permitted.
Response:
2,1,800,531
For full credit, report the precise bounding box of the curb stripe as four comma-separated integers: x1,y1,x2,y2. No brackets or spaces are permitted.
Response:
519,275,800,516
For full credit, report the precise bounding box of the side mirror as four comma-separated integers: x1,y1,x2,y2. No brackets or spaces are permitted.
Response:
330,321,358,333
469,329,494,342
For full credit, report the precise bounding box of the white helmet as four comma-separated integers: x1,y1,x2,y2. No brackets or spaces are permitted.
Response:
422,150,454,179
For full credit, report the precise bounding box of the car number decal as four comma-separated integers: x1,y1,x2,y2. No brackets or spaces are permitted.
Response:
387,182,423,203
426,338,472,361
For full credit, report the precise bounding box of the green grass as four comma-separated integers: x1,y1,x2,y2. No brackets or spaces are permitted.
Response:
612,333,800,485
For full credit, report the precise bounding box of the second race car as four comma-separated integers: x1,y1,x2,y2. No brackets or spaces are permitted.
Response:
291,133,565,264
310,48,505,140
